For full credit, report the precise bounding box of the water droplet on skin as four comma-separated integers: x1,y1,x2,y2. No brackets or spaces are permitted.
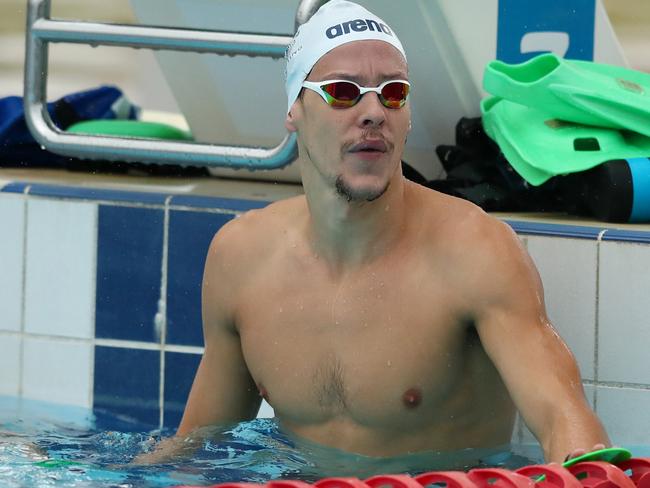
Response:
299,304,304,311
380,282,385,287
279,307,283,313
387,360,392,367
335,320,340,325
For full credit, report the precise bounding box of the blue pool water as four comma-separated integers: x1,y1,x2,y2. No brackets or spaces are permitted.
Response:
0,395,590,488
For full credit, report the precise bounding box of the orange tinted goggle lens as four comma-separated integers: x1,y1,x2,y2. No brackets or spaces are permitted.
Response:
323,81,359,107
322,81,409,108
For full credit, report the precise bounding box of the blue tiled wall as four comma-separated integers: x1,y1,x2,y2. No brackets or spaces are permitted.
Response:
96,206,165,343
164,352,203,429
95,194,248,428
0,183,257,429
167,210,235,347
94,346,161,428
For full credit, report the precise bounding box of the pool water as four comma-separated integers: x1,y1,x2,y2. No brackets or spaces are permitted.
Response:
0,395,560,488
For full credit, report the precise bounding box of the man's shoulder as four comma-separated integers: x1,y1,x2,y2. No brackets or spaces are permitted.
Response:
413,184,511,242
414,186,538,310
208,195,306,260
412,184,524,271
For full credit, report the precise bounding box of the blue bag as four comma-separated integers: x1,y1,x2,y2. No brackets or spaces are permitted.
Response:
0,85,139,167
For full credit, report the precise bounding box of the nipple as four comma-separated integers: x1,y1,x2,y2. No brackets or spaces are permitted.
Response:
402,388,422,409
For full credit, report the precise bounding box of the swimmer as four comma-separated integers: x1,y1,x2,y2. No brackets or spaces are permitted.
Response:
145,0,610,464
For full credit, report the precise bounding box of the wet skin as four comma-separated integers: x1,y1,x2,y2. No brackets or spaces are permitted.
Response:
177,41,609,462
228,185,516,456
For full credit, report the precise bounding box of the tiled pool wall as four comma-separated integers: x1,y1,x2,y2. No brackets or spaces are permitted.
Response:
1,181,649,446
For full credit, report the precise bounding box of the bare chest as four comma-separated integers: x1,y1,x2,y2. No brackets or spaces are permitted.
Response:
236,263,471,424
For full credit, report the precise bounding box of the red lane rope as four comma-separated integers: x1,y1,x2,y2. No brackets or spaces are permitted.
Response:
175,458,650,488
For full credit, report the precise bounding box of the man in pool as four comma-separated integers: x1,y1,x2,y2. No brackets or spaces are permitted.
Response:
171,0,610,464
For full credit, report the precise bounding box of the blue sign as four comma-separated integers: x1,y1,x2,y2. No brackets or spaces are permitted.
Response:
497,0,596,63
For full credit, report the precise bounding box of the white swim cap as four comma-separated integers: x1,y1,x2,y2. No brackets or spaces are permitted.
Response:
284,0,407,113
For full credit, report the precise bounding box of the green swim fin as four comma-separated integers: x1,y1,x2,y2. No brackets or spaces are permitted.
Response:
562,447,632,468
483,53,650,137
481,96,650,186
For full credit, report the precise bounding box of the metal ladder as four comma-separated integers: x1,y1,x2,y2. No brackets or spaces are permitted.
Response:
23,0,326,169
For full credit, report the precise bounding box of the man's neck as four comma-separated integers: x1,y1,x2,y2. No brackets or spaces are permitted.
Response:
302,172,410,270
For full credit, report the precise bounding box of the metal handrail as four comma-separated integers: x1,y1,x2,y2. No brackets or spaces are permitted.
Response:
295,0,328,31
23,0,325,169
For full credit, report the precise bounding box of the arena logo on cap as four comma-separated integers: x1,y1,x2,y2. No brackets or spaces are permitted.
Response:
325,18,393,39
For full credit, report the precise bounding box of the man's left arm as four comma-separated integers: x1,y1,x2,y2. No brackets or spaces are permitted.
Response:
470,219,610,462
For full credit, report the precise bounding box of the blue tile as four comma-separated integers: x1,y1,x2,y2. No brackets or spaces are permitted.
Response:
170,194,270,212
167,210,234,346
1,182,29,193
504,219,603,239
96,205,164,342
93,346,160,428
27,183,168,205
601,229,650,244
163,351,202,429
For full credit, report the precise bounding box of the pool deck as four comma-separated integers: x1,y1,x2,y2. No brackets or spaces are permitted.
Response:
2,166,650,242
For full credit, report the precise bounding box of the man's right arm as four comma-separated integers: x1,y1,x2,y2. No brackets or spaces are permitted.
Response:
178,224,262,436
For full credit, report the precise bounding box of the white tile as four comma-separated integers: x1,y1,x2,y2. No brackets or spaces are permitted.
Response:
22,336,93,408
527,237,597,380
256,399,274,419
596,385,650,446
0,195,25,332
24,199,97,339
598,242,650,384
0,334,21,396
520,419,538,446
510,413,522,444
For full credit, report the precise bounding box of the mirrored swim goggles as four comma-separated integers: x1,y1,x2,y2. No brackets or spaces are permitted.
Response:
301,79,411,109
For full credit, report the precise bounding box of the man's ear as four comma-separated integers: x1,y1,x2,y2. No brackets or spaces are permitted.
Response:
285,110,298,132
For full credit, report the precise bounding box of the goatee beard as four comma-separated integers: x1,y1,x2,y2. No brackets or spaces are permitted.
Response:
335,176,389,203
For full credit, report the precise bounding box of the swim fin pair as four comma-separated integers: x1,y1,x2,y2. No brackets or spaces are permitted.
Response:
481,53,650,186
